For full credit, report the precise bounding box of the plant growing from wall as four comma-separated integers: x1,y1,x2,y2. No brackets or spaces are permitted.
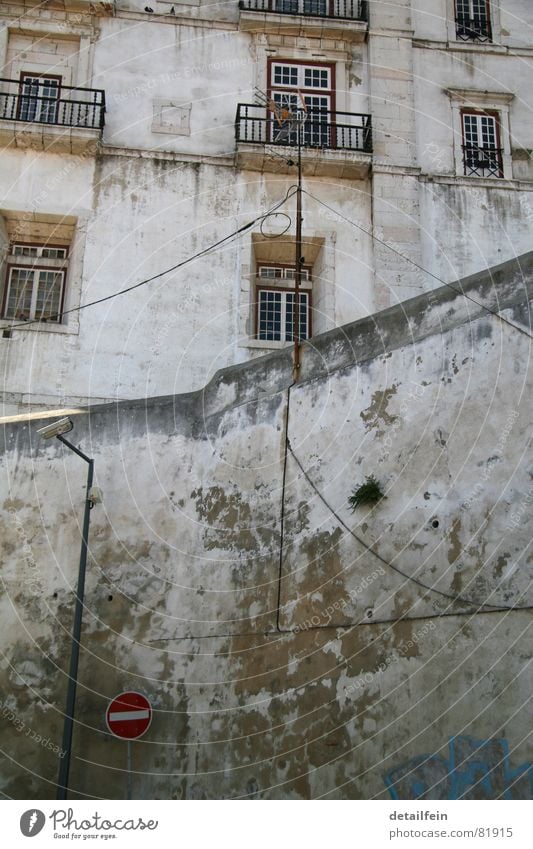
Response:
348,475,385,510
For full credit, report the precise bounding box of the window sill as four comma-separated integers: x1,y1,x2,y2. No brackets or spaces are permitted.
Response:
419,174,529,190
239,338,293,351
0,320,78,336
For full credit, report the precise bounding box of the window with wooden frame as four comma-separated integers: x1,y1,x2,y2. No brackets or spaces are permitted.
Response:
2,243,68,322
268,59,335,148
18,74,62,124
455,0,492,42
256,264,311,342
461,110,503,178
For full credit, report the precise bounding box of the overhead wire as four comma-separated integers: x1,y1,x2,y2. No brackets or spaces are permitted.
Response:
3,186,297,332
302,188,533,341
287,439,533,614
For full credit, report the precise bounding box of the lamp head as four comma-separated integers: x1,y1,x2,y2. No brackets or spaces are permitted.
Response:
37,417,74,440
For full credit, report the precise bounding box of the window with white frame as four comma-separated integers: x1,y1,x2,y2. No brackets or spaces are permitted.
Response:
2,243,68,322
461,111,503,178
269,60,334,147
455,0,492,42
256,265,311,342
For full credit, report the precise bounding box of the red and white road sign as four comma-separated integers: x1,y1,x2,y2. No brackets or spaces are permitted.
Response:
106,692,152,740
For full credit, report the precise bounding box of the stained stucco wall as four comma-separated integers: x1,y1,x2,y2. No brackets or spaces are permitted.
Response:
0,250,532,800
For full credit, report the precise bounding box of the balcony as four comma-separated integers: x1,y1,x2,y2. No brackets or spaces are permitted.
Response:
463,145,503,178
455,15,492,43
235,103,372,178
238,0,368,42
0,79,106,154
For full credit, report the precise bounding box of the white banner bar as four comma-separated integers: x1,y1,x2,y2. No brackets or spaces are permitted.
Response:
108,710,150,722
5,800,532,848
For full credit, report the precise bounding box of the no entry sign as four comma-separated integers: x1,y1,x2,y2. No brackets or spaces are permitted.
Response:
106,692,152,740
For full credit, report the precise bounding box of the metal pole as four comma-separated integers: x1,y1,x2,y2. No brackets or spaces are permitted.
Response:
127,741,132,800
56,435,94,800
293,115,303,382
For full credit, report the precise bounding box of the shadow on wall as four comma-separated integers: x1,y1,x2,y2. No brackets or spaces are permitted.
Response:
384,737,533,800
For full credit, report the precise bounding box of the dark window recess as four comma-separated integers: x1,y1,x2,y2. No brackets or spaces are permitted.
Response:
455,0,492,42
462,112,503,178
0,76,105,130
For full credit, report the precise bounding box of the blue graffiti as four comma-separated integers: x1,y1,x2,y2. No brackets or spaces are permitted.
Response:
385,736,533,800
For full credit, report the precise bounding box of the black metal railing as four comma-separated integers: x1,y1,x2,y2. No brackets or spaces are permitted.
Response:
0,79,106,130
239,0,367,21
455,15,492,42
463,144,503,178
236,103,372,153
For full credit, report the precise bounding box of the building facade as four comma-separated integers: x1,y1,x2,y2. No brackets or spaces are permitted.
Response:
0,0,532,415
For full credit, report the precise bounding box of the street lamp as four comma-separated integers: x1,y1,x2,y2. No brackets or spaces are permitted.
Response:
37,416,101,799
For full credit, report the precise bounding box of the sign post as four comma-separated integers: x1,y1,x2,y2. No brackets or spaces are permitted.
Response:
106,692,152,800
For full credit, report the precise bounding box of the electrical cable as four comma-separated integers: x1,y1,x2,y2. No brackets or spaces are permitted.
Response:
3,187,297,332
260,212,292,239
302,189,533,341
276,382,295,633
287,439,533,613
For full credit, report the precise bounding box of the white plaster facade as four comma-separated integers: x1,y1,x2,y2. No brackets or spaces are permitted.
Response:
0,0,532,414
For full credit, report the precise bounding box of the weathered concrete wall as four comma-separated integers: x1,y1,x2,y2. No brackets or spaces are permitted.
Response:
1,252,532,799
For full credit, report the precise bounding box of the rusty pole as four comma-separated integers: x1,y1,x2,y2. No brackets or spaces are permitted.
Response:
293,116,303,382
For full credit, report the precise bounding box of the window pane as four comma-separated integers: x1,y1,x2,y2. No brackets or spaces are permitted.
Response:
258,290,282,341
19,76,59,124
272,65,298,88
471,0,488,20
11,244,67,259
283,268,310,280
463,114,479,145
480,116,496,147
303,0,327,14
5,268,34,319
36,270,64,320
12,245,38,257
274,0,299,12
285,292,309,341
303,67,330,90
41,247,67,259
259,267,283,278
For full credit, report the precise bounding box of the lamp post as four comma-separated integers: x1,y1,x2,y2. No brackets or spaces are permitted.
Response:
37,416,101,799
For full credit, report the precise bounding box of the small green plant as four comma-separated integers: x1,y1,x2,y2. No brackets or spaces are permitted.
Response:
348,475,385,510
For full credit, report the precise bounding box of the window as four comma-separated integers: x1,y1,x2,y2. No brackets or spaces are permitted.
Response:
446,89,513,180
455,1,491,42
2,243,68,322
274,0,328,14
269,60,334,148
462,111,503,178
18,74,61,124
256,265,311,341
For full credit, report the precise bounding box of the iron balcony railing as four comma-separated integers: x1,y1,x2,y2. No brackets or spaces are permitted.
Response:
239,0,367,21
236,103,372,153
463,144,503,178
455,15,492,42
0,79,106,131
